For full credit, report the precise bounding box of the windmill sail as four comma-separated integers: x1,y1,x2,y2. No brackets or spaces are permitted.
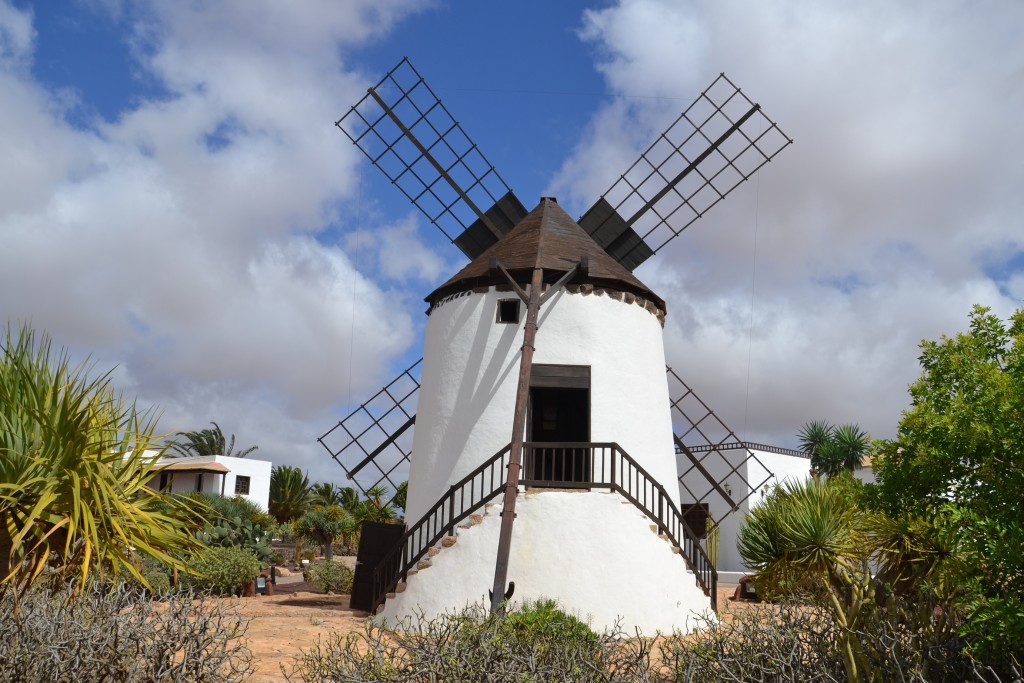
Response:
336,57,527,261
318,359,421,505
580,73,793,271
667,366,774,526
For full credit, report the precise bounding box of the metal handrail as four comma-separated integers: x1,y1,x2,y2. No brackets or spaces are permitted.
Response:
366,441,717,613
367,444,512,612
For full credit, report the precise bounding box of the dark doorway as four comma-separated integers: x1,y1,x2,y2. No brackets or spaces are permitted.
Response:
527,386,591,483
681,503,711,539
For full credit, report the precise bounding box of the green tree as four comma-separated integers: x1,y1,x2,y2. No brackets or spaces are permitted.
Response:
0,324,199,593
293,506,351,561
872,305,1024,658
738,477,958,682
798,420,870,478
354,483,398,524
170,422,257,458
738,477,873,681
269,465,311,524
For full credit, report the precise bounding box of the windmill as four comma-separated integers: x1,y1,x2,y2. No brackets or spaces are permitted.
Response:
320,57,791,630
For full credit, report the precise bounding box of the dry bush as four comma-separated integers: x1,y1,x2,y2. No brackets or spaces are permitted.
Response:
659,598,1020,683
0,582,253,682
286,602,653,682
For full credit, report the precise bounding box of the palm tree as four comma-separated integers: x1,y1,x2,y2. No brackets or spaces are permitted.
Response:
798,420,870,478
797,419,833,471
268,466,311,524
170,422,257,458
357,484,398,524
832,424,870,473
0,324,200,593
311,482,359,509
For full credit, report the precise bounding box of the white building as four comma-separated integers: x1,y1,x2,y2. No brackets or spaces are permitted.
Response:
678,444,880,583
147,454,272,512
677,442,811,583
378,198,712,633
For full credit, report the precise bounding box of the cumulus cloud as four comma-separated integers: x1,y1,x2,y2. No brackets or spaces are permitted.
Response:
0,0,432,483
553,0,1024,445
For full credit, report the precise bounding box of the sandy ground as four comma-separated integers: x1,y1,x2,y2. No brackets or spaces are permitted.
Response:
236,584,362,682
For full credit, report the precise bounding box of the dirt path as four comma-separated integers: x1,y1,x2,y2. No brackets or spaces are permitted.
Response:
235,588,364,683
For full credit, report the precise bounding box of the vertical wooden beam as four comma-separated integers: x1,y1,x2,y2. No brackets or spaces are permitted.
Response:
490,264,543,613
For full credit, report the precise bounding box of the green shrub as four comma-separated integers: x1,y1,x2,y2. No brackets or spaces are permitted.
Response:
0,583,252,682
183,546,260,595
306,560,354,594
126,555,174,595
498,598,597,646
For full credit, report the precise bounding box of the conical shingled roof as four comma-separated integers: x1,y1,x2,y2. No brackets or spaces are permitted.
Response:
426,197,665,312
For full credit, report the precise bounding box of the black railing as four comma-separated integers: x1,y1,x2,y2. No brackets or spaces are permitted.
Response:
367,441,717,613
521,442,717,605
368,444,512,612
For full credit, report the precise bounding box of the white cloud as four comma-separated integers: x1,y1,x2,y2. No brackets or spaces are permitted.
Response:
0,0,432,485
0,1,33,69
557,0,1024,446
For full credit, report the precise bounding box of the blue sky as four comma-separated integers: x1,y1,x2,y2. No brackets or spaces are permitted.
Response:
1,1,1022,488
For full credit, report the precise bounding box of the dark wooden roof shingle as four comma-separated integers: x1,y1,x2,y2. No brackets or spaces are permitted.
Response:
426,197,665,312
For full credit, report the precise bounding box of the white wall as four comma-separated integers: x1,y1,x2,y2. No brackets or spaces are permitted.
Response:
677,446,811,576
214,455,272,511
853,464,876,485
147,455,272,511
407,286,679,521
382,490,712,634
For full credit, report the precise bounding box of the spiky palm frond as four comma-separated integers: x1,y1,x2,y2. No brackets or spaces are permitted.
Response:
832,423,870,472
0,324,200,595
798,420,834,459
170,422,257,458
738,477,867,595
268,465,311,524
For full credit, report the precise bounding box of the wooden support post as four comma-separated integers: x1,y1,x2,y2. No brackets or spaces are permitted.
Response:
490,265,543,613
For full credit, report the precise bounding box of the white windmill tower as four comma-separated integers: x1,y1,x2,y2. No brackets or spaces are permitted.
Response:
320,58,792,632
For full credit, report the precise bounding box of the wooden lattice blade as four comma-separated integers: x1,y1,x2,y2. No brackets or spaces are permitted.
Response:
667,366,775,529
583,73,793,271
318,359,421,506
335,57,523,260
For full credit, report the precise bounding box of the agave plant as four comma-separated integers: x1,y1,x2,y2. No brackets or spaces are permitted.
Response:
0,324,200,594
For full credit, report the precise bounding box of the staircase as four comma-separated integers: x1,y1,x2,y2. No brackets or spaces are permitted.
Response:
364,442,717,614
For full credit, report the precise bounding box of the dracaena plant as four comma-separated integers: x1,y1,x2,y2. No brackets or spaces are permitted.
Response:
0,323,200,595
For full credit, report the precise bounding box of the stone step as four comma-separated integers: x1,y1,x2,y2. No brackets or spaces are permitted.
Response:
428,546,441,558
441,535,457,548
416,559,432,571
469,514,484,526
395,582,407,593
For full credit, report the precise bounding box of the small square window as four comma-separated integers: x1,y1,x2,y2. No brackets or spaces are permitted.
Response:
496,299,520,324
234,475,251,495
